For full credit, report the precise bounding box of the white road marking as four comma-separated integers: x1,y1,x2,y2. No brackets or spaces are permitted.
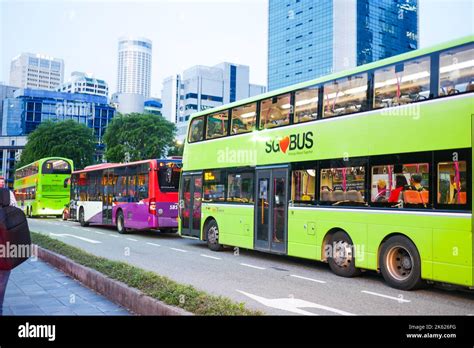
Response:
93,231,105,235
361,290,411,303
170,247,188,253
146,242,161,247
237,290,355,316
200,254,221,260
49,233,101,244
72,226,81,230
290,274,326,284
108,234,119,238
240,263,266,270
126,238,138,242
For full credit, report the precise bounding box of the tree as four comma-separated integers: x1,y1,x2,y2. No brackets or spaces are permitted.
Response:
103,113,176,162
167,141,184,157
18,120,96,170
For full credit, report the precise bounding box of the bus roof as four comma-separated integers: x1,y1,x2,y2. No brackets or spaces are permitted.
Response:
15,157,73,171
187,35,473,122
73,158,182,174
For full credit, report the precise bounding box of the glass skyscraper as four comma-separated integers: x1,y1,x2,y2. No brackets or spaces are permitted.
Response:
268,0,418,91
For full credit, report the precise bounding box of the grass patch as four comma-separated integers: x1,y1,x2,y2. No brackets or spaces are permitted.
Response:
31,232,261,316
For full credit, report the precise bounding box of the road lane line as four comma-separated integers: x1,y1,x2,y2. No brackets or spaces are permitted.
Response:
170,247,188,253
108,234,119,238
49,233,101,244
200,254,221,260
237,290,355,316
93,231,105,235
290,274,326,284
126,238,138,242
240,263,266,270
146,242,161,247
361,290,411,303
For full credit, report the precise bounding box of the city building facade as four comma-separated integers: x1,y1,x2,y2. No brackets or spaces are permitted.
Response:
117,37,152,98
144,98,162,116
9,53,64,90
0,136,27,188
268,0,419,90
161,63,266,141
2,89,115,161
57,72,109,97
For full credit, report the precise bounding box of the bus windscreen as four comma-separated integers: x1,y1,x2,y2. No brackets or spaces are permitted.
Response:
42,159,72,174
158,163,181,192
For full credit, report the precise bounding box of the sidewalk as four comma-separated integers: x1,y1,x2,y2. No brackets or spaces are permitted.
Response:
2,258,131,316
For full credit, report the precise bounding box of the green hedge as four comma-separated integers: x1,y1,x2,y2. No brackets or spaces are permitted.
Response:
31,232,261,316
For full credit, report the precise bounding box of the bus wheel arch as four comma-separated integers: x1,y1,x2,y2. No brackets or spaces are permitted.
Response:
323,228,361,278
378,233,425,290
116,209,128,234
203,217,224,252
79,206,88,227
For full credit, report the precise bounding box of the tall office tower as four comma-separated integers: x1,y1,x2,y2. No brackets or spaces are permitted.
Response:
161,63,266,141
116,37,152,98
9,53,64,90
268,0,419,91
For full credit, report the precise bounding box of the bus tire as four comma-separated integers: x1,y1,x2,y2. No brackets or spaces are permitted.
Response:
327,230,361,278
379,235,425,290
79,207,89,227
206,219,224,252
116,210,128,234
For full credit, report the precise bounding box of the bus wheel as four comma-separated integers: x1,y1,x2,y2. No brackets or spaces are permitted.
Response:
327,231,361,278
379,235,424,290
79,207,89,227
206,220,223,252
116,210,128,234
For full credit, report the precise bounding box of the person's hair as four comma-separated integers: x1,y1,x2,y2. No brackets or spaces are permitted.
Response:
411,174,423,184
395,174,408,188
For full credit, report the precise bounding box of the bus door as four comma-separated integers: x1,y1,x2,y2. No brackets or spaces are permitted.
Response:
102,170,114,224
255,167,288,254
180,173,202,238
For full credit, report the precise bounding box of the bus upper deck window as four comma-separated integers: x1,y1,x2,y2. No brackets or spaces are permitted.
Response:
188,116,204,143
439,44,474,96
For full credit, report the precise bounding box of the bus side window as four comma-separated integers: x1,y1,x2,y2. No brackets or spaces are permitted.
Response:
437,160,467,205
439,44,474,96
188,116,204,143
374,56,431,108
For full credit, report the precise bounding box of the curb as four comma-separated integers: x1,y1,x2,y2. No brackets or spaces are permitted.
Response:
36,246,193,316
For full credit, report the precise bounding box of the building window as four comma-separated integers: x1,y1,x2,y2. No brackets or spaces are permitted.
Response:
188,116,204,143
231,103,257,135
294,86,318,123
259,93,291,129
206,111,229,139
439,44,474,96
323,73,368,118
374,56,431,109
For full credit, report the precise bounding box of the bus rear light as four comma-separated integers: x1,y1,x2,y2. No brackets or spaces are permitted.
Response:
149,200,157,215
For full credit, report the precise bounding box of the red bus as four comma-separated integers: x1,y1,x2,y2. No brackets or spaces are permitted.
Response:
70,159,182,234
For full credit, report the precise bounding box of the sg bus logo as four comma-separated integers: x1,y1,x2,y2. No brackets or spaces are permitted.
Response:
265,131,314,154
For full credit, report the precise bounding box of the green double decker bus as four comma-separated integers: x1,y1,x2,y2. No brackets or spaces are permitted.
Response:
179,36,473,290
14,157,74,217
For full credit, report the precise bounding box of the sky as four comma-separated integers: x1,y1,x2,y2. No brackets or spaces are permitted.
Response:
0,0,473,98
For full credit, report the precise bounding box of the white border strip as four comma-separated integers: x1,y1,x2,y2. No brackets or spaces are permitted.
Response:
202,203,254,209
290,206,471,218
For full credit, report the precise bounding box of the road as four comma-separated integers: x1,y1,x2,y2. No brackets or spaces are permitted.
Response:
28,218,474,315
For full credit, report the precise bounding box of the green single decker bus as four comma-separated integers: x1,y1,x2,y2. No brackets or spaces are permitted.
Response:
14,157,74,217
179,36,473,290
